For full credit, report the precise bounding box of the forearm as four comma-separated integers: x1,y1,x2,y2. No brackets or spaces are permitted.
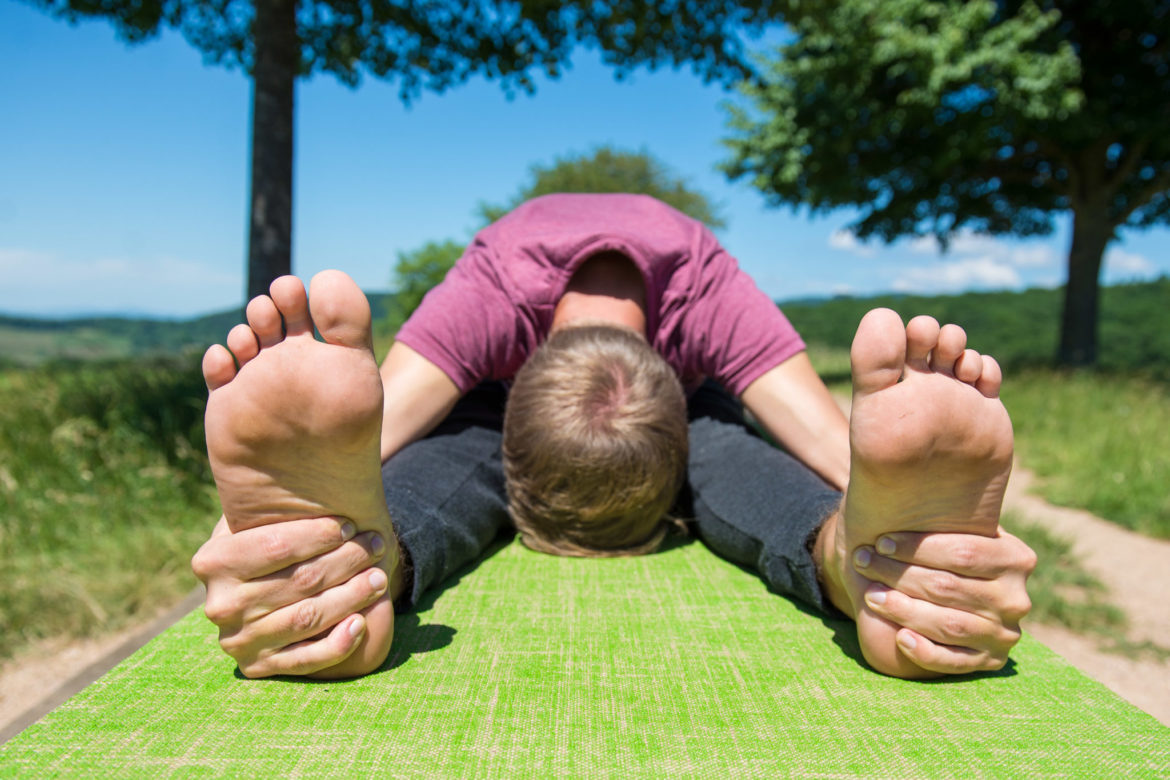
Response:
379,342,461,461
740,352,850,490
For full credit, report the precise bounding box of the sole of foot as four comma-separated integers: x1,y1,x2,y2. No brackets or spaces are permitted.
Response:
202,270,397,677
840,308,1014,677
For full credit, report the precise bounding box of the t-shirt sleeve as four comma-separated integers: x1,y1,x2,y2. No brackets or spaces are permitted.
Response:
394,246,536,393
678,247,806,396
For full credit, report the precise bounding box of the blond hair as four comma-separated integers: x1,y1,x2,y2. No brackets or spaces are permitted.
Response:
502,324,688,557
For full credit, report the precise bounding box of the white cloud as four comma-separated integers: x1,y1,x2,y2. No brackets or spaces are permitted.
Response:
828,229,876,257
0,247,238,317
902,229,1055,268
1104,248,1156,276
891,257,1023,294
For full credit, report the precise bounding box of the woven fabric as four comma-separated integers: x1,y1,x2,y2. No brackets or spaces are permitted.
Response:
4,538,1168,777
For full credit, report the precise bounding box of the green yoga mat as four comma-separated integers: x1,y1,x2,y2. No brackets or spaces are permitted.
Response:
3,537,1167,777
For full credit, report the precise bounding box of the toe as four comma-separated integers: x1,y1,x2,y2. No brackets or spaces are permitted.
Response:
270,276,314,337
851,308,907,396
247,295,285,347
905,316,941,369
975,355,1003,398
308,270,373,350
953,349,983,384
203,344,237,390
226,324,260,367
929,324,967,375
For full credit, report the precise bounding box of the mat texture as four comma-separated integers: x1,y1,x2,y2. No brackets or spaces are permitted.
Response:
3,537,1168,777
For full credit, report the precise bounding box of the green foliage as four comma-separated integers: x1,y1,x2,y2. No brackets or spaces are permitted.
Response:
27,0,777,98
0,357,216,659
723,0,1170,364
382,240,465,336
479,147,725,229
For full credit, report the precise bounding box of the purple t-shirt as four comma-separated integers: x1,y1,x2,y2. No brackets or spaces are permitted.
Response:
395,193,804,396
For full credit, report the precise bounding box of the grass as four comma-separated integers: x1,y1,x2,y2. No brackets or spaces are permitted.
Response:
1003,370,1170,539
0,355,217,661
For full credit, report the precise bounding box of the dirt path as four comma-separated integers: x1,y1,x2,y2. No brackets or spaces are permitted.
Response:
1004,465,1170,726
3,467,1168,741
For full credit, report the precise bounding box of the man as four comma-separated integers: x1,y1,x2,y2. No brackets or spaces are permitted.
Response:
193,194,1035,680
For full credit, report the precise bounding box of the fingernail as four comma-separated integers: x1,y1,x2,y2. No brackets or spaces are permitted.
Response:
865,587,887,607
369,533,385,555
340,522,356,541
368,568,387,593
853,547,872,568
897,631,917,651
348,615,365,638
876,537,896,556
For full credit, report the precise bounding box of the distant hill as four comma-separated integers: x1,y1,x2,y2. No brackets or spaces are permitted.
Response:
781,278,1170,378
0,293,396,367
2,282,1167,377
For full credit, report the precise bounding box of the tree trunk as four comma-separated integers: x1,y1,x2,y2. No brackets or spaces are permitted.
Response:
1057,207,1112,366
245,0,298,302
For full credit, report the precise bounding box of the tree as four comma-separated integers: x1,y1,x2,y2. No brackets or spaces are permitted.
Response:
722,1,1170,366
383,239,465,335
479,146,726,228
28,0,784,303
384,146,723,335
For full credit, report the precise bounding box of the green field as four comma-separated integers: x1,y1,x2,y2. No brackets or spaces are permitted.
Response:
2,280,1167,662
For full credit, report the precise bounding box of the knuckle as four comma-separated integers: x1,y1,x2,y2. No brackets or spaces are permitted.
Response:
927,570,960,601
290,562,326,594
942,615,972,642
1019,545,1039,575
190,545,221,581
203,592,242,624
259,528,293,565
218,628,247,655
949,540,978,571
292,600,321,634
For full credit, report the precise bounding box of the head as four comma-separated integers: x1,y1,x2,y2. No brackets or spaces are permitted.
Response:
502,323,688,557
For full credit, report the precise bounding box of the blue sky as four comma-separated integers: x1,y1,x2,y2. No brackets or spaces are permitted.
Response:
2,1,1166,319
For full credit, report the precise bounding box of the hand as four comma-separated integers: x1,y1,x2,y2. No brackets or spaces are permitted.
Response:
191,515,392,678
851,526,1037,675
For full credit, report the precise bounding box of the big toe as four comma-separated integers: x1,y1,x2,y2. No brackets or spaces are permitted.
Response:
308,270,373,350
851,308,907,396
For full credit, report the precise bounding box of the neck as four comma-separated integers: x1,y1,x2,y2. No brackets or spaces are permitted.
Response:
551,251,648,337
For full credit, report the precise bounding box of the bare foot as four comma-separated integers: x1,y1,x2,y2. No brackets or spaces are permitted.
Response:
829,309,1014,677
202,270,398,677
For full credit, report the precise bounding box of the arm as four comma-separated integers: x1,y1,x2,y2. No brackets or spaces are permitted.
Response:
740,351,850,491
379,341,462,461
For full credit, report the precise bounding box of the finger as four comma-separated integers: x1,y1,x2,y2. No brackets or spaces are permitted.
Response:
238,613,367,679
222,566,389,659
193,517,359,581
893,629,1009,675
863,584,1021,656
241,531,388,619
853,547,999,616
871,529,1036,579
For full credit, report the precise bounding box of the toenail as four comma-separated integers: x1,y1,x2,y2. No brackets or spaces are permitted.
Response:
853,548,872,568
369,533,385,555
368,568,387,592
876,537,896,556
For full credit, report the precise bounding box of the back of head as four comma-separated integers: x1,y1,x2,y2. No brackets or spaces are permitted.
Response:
502,324,688,557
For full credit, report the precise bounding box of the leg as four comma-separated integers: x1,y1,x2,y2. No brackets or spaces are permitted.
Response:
682,381,843,612
383,383,512,608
